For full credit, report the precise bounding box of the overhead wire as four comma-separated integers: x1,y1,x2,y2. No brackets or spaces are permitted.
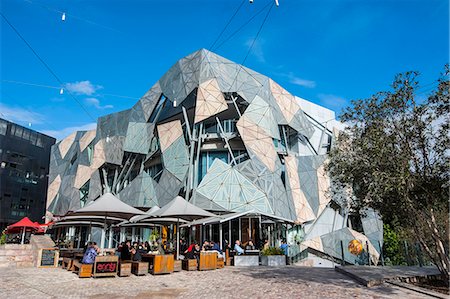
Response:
241,1,274,66
214,1,273,51
210,0,247,51
1,12,96,121
23,0,120,33
2,80,140,100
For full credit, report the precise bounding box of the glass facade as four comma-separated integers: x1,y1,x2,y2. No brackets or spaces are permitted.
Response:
0,118,55,230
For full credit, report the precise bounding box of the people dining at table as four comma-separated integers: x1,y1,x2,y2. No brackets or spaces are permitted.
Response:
234,240,244,255
81,242,99,264
245,240,255,250
120,241,132,261
202,240,211,251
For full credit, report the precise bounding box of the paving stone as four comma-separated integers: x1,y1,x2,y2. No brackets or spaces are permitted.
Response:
0,266,435,299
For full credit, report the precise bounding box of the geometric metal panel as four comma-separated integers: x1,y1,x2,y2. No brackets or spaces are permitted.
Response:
161,136,189,182
284,156,316,224
58,131,77,159
79,129,96,152
194,78,228,124
196,159,273,214
236,115,278,172
157,119,184,152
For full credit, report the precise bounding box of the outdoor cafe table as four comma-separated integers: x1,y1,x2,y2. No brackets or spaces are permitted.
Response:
141,253,174,275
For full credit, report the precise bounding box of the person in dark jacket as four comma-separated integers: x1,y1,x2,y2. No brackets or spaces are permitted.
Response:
120,241,131,260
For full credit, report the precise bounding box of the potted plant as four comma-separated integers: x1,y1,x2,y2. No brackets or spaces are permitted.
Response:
261,247,286,266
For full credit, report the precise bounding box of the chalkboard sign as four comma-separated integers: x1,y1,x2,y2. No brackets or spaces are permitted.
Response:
95,261,117,273
38,248,59,268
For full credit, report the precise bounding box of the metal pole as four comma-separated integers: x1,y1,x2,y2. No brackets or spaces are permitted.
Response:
378,240,385,266
340,240,345,265
219,223,223,250
228,220,231,244
21,227,25,244
238,218,242,241
176,218,180,260
366,241,370,266
100,228,106,249
108,227,113,248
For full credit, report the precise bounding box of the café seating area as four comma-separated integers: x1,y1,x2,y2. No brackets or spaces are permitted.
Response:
59,249,227,278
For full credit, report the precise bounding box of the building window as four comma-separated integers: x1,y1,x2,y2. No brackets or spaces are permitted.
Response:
79,181,90,208
0,119,7,135
87,142,94,164
149,95,167,123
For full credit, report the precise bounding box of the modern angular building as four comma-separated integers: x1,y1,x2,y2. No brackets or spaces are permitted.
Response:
46,49,382,265
0,118,56,230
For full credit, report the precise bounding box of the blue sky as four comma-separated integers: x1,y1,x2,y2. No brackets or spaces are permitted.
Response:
1,0,448,140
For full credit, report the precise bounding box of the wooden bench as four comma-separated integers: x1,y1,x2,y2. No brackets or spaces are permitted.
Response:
62,257,74,270
92,255,119,278
217,257,224,269
131,261,148,276
142,254,174,275
182,259,197,271
118,261,132,277
72,260,93,278
174,260,182,272
199,251,217,271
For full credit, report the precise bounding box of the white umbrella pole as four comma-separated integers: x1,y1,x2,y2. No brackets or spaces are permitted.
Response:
176,218,180,260
21,227,25,244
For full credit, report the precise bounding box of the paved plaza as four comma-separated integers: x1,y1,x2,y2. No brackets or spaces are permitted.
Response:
0,266,434,299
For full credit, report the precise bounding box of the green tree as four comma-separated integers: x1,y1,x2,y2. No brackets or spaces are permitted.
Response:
327,66,449,279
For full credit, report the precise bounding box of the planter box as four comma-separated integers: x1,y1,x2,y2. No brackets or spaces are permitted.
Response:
261,255,286,266
234,255,259,266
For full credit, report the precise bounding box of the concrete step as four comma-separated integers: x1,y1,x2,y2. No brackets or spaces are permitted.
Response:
14,255,33,262
16,261,34,268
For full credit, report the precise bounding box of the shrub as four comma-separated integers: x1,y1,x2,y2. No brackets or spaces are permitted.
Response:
261,246,284,256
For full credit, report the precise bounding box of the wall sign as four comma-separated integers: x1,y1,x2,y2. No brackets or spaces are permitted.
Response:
38,248,59,268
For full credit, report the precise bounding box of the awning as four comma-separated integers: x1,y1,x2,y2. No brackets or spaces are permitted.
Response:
138,196,216,222
7,217,41,233
180,210,295,228
73,192,145,220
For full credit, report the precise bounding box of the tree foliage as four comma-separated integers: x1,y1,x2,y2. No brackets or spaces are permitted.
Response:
327,66,449,279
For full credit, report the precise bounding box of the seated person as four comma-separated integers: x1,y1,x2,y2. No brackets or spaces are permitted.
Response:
280,239,289,256
210,241,222,254
234,240,244,255
245,240,255,250
202,240,210,251
131,244,146,261
210,241,223,258
120,241,131,260
81,242,98,264
185,243,200,262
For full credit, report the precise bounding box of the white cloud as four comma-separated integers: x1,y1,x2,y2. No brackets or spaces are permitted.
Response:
290,77,316,88
41,122,97,141
245,38,265,63
317,93,348,109
64,80,103,96
84,97,113,109
0,103,45,125
276,72,316,88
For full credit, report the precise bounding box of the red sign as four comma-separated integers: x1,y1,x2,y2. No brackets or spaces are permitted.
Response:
96,261,117,273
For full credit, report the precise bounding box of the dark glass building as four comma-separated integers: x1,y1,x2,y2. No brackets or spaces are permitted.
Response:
0,118,55,230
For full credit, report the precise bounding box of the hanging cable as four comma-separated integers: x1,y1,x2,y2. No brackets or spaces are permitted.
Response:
215,1,272,50
241,1,274,66
210,0,247,50
1,12,96,121
2,79,140,100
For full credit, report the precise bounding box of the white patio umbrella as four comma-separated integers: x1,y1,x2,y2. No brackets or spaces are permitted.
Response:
64,193,145,248
137,196,216,259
